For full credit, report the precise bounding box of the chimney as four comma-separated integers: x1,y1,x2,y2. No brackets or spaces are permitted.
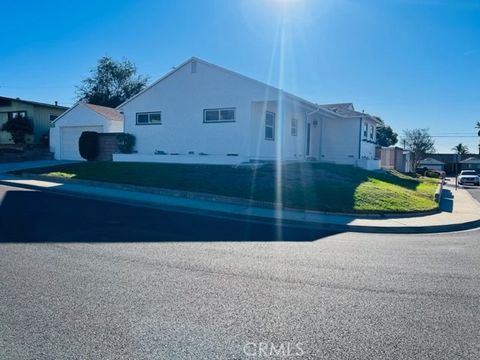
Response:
54,101,58,106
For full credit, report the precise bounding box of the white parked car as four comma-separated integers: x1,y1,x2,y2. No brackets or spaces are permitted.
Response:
458,170,480,186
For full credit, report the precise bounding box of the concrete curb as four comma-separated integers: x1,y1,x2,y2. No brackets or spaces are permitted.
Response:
18,173,440,219
1,176,479,234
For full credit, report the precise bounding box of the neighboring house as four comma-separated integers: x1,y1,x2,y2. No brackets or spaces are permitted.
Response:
425,153,470,174
0,96,67,145
380,147,414,173
50,102,123,160
418,157,445,171
115,57,382,169
460,157,480,172
404,151,414,173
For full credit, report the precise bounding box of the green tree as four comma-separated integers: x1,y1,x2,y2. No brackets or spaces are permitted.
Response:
402,128,435,168
1,116,33,145
376,125,398,147
451,143,469,155
76,57,148,108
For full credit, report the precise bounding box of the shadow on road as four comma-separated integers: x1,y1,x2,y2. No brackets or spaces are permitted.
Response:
0,189,341,242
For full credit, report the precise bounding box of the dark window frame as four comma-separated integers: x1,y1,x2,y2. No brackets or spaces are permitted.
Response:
8,111,27,121
203,108,236,123
265,111,275,141
136,111,162,125
291,118,298,136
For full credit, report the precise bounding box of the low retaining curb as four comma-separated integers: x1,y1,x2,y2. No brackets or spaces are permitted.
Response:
17,173,440,219
1,174,477,234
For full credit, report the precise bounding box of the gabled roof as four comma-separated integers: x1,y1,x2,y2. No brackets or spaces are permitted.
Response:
320,103,383,124
116,56,371,120
426,153,470,163
52,101,122,124
320,103,356,115
460,156,480,164
84,103,123,122
0,95,68,110
419,157,445,165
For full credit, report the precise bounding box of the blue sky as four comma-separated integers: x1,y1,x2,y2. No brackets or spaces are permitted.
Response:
1,0,479,152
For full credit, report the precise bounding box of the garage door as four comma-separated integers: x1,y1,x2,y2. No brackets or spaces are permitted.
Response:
60,126,103,160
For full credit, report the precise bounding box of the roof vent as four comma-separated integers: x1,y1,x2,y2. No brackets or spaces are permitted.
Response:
191,60,197,74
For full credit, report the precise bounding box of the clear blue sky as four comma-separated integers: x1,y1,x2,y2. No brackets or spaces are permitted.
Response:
1,0,479,153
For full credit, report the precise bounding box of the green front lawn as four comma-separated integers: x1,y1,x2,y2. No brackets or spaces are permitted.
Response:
16,162,439,213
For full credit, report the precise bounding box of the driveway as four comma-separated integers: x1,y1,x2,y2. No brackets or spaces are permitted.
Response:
0,160,75,173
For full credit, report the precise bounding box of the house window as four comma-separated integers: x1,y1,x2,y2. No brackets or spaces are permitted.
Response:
136,112,161,125
291,118,298,136
370,125,374,140
363,123,368,138
8,111,26,120
49,114,58,122
203,108,236,123
265,111,275,140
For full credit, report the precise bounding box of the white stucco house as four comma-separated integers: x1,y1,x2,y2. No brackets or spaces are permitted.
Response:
114,57,381,169
50,102,123,160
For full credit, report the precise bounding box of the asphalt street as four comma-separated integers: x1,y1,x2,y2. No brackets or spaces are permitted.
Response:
0,184,334,242
1,184,480,359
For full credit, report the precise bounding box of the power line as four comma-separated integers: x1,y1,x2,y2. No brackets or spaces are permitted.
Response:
431,135,478,138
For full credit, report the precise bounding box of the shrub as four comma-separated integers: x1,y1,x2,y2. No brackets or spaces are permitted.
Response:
79,131,99,161
1,116,33,145
117,133,136,154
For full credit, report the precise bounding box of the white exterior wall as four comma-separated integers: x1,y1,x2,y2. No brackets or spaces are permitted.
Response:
118,58,378,167
283,102,308,160
120,61,282,158
50,104,123,159
359,118,377,160
248,100,309,161
320,117,360,164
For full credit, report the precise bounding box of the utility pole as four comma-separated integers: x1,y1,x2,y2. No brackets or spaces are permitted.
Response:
455,153,460,191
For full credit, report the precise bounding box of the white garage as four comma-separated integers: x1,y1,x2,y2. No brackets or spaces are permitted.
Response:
50,102,123,160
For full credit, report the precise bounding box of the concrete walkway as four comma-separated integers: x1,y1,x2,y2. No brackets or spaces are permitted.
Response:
0,166,479,233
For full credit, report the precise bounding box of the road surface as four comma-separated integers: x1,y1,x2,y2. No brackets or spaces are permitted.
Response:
1,184,479,359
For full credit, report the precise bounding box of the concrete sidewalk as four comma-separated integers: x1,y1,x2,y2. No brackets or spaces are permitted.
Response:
1,171,479,233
